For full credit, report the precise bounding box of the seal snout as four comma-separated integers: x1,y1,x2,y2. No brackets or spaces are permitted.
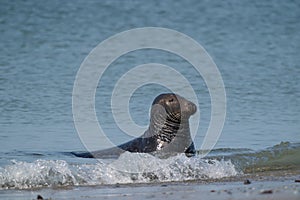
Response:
187,101,197,115
182,100,197,116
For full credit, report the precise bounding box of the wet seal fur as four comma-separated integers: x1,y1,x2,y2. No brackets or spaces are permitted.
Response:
73,93,197,158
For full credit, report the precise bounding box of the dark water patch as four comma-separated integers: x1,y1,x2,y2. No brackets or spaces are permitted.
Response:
205,142,300,173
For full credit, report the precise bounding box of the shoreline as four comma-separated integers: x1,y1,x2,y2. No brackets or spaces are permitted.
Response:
1,171,299,200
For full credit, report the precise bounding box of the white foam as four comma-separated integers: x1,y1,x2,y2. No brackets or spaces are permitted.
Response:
0,160,77,189
0,153,239,189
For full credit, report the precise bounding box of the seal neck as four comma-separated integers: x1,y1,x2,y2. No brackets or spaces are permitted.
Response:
149,112,190,143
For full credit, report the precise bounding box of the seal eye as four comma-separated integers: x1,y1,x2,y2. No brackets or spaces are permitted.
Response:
168,98,174,103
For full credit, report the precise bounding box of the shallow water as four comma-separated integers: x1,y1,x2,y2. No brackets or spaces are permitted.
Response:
0,0,299,190
0,142,299,189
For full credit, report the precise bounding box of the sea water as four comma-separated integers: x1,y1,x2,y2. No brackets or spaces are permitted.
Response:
0,0,299,190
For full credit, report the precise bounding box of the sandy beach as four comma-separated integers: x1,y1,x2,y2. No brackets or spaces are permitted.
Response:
1,171,299,200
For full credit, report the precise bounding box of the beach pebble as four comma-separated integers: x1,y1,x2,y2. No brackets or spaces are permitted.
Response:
295,179,300,183
260,189,273,194
223,189,232,195
37,195,43,200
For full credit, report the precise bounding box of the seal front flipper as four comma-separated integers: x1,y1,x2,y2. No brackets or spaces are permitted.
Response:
184,141,196,157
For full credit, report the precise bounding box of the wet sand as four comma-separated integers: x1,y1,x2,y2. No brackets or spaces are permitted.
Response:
1,172,299,200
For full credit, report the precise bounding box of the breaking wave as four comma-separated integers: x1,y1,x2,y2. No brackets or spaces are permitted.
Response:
0,153,237,189
1,142,299,190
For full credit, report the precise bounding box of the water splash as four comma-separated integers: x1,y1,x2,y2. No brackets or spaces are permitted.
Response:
0,153,238,189
0,160,77,189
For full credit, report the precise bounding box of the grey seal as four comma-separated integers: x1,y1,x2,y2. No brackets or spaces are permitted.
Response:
72,93,197,158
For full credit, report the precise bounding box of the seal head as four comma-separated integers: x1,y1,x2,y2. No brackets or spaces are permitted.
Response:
146,93,197,156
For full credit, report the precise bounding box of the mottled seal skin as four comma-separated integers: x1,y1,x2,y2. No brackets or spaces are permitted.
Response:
73,93,197,158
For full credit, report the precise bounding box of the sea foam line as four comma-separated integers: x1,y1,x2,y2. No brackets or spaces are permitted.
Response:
0,153,238,189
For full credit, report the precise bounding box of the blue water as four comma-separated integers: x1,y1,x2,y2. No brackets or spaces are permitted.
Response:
0,0,300,190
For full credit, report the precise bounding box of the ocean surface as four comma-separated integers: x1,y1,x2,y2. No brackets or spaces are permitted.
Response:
0,0,300,190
